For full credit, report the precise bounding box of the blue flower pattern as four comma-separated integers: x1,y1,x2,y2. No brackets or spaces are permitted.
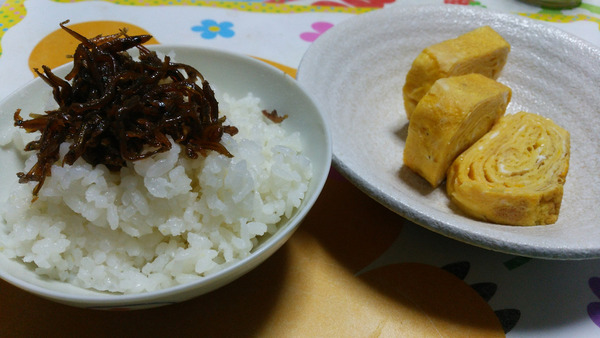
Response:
192,20,235,39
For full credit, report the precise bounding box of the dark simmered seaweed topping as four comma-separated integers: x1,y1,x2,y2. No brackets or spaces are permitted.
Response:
14,20,238,200
262,109,288,123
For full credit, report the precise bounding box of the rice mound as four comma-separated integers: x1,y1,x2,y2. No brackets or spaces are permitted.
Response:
0,93,312,294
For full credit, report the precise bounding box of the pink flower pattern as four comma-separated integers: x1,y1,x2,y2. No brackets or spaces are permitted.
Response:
311,0,395,8
300,22,334,42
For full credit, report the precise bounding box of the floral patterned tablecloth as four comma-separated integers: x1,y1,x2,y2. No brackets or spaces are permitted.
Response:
0,0,599,336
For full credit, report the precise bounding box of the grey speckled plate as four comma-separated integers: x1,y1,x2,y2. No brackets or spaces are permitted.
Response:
297,5,600,259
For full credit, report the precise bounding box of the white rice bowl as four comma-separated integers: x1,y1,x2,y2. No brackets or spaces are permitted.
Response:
0,92,312,294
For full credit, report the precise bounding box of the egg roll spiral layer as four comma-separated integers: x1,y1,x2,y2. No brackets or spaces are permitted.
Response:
446,112,570,226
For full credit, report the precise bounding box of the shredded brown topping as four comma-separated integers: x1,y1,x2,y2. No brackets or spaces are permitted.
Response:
14,20,238,200
262,109,288,123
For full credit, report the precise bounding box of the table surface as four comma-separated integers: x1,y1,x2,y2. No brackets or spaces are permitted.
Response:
1,0,599,336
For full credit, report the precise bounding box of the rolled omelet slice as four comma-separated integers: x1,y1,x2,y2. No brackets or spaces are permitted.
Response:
446,112,570,226
403,73,511,187
403,26,510,119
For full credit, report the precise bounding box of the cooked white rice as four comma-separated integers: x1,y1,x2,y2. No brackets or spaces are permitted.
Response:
0,93,312,294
